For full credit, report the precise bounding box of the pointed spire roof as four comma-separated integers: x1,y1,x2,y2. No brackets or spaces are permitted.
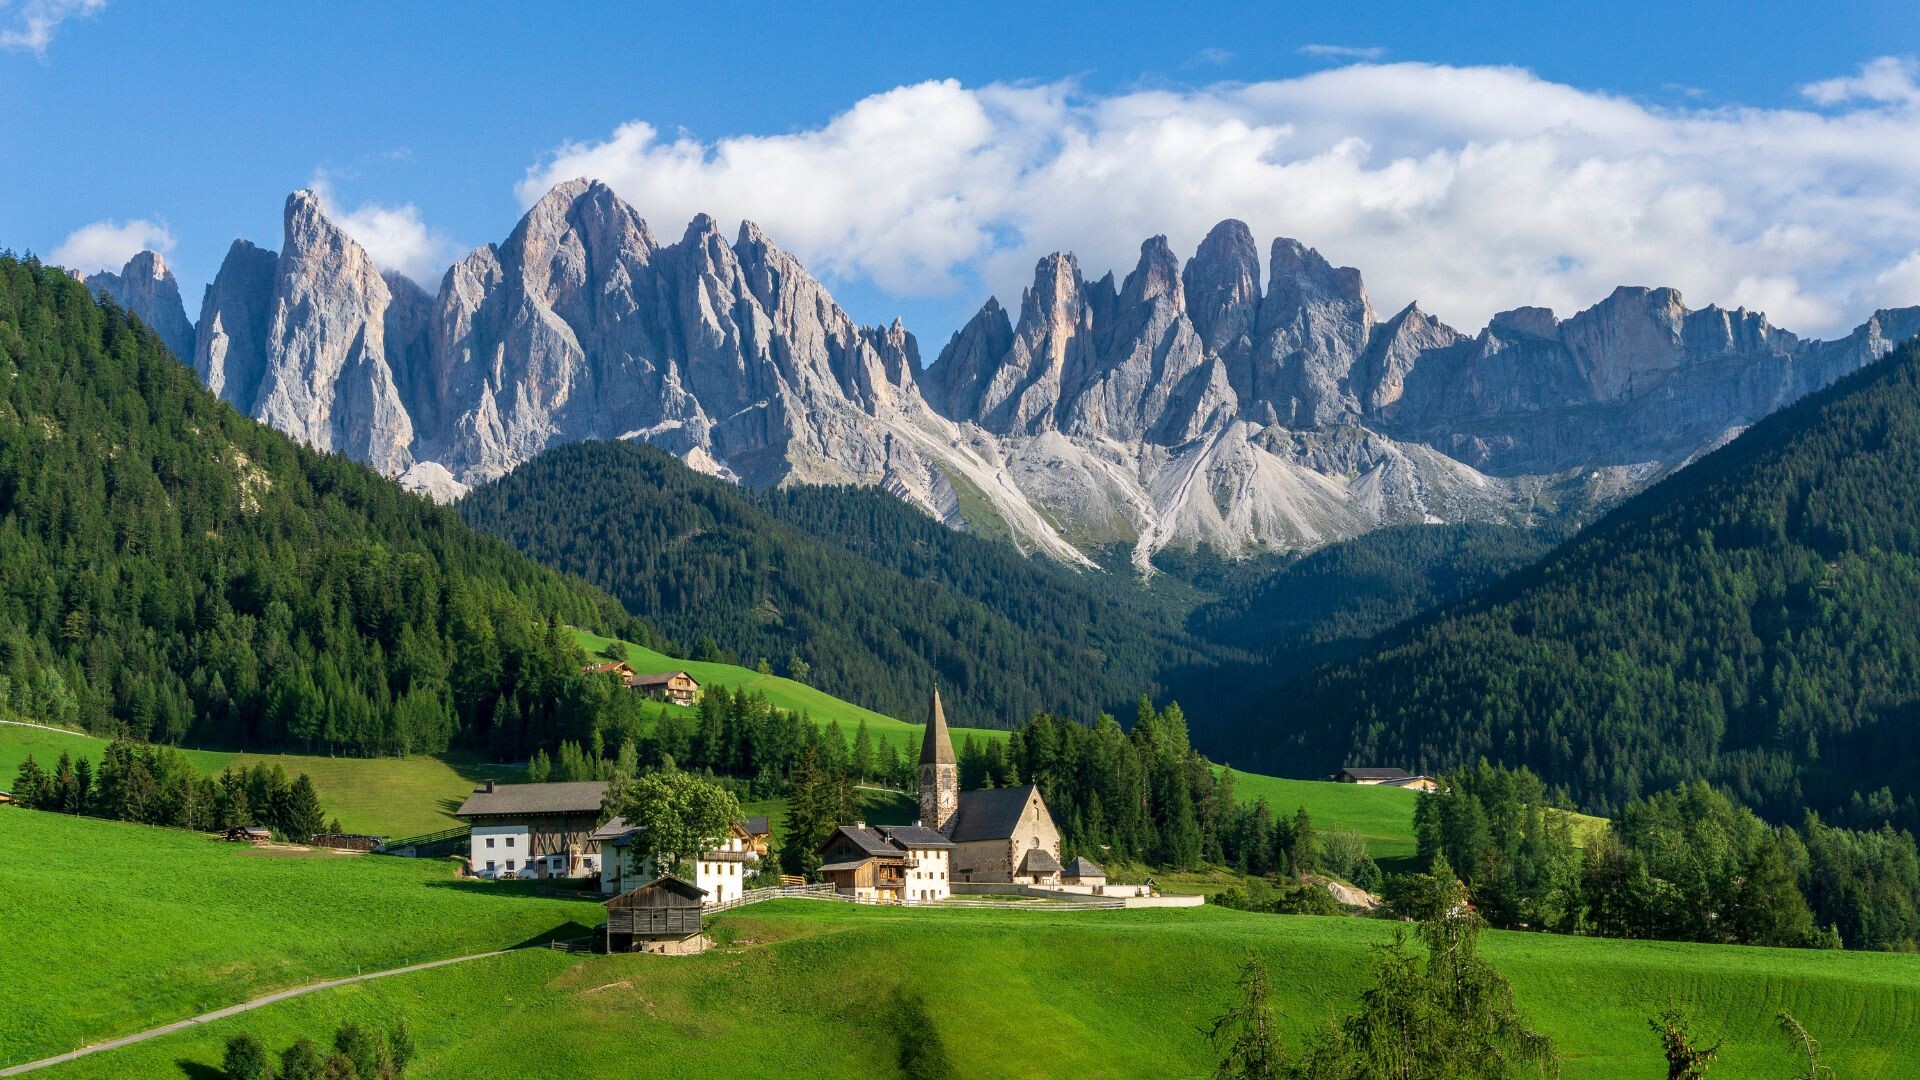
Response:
920,687,956,766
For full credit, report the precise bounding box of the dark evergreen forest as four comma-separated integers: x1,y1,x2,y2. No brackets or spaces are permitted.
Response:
0,254,647,759
1227,337,1920,833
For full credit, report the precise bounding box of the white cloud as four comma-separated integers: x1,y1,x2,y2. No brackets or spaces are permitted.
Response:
51,217,172,274
307,173,455,287
522,56,1920,339
1193,47,1235,67
1298,44,1388,61
0,0,104,57
1801,56,1920,106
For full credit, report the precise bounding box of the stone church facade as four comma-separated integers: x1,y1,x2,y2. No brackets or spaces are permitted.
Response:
919,689,1063,885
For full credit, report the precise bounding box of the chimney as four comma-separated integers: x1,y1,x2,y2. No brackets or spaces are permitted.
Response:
855,820,866,830
484,779,496,794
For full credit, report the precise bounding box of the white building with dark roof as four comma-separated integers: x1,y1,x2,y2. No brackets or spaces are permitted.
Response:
593,815,762,905
454,779,607,880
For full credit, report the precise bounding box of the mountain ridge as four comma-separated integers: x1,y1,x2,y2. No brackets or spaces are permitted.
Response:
80,184,1920,567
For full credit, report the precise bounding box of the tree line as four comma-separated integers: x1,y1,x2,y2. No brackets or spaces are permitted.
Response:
1415,762,1920,951
11,742,330,840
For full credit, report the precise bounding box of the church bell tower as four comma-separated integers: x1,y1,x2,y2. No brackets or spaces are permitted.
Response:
920,687,960,834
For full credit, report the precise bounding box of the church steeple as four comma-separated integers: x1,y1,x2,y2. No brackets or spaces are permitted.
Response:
920,687,960,833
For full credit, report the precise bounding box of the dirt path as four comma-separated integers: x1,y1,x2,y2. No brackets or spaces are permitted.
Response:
0,949,521,1076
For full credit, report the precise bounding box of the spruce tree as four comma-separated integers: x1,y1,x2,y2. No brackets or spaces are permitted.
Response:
11,753,46,809
284,775,326,843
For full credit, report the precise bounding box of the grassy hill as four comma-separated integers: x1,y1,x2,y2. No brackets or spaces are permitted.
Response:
31,899,1920,1078
0,721,518,839
0,807,605,1065
572,629,1010,758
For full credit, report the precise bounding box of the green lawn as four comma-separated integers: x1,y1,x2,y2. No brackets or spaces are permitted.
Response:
0,806,604,1065
35,901,1920,1079
572,628,1010,759
0,721,519,839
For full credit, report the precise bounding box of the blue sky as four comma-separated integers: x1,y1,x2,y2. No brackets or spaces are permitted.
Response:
6,1,1920,343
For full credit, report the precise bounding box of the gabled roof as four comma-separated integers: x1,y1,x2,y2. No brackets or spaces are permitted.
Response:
1020,848,1062,875
819,856,876,874
920,687,955,766
949,785,1045,843
880,824,954,850
630,670,697,688
1338,767,1413,781
819,825,901,859
603,874,706,908
1062,856,1105,878
589,816,638,843
742,815,770,836
455,781,608,818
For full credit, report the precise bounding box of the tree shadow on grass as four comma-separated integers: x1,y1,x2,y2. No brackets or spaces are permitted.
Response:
175,1060,222,1079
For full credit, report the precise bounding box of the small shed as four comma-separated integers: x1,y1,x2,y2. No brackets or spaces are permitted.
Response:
1061,856,1106,887
602,875,706,953
226,826,272,844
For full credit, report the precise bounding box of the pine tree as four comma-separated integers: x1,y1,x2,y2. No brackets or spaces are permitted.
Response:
12,753,46,809
1650,1000,1719,1079
284,775,326,843
851,720,874,784
1209,954,1285,1080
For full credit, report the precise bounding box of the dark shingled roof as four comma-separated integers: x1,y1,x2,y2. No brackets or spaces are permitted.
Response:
604,874,706,907
742,815,770,837
630,670,697,687
948,785,1044,843
919,687,956,766
821,825,901,859
1062,856,1105,878
881,825,954,850
1338,767,1413,781
588,816,637,842
819,856,877,874
1020,848,1062,874
455,781,607,818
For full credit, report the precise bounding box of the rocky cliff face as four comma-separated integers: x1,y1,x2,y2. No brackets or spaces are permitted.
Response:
97,185,1920,568
85,251,197,362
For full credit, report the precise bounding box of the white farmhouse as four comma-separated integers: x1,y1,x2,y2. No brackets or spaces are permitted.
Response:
593,816,763,906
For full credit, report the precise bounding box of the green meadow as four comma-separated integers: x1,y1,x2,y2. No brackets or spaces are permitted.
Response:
31,899,1920,1079
0,721,519,839
0,806,604,1066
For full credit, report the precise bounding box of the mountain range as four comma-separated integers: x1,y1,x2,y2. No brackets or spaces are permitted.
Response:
85,182,1920,567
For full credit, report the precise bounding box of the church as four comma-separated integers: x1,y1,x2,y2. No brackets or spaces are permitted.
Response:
918,688,1064,885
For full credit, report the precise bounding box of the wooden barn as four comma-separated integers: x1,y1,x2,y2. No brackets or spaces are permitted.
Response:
601,875,707,954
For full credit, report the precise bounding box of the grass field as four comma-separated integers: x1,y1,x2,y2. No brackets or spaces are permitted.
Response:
0,806,606,1067
32,899,1920,1079
572,628,1012,755
0,721,520,839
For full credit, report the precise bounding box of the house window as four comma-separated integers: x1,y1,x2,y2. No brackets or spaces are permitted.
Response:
486,837,495,849
506,837,515,848
486,861,496,871
507,860,516,871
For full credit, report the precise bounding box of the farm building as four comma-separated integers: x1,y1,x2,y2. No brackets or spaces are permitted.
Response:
454,779,607,880
582,660,636,679
225,826,272,844
593,815,764,905
910,688,1064,885
1335,767,1413,785
817,823,953,901
628,670,700,706
600,875,706,954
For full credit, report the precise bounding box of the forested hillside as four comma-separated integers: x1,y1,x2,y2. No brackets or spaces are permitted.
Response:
457,440,1233,729
1226,336,1920,832
0,254,645,758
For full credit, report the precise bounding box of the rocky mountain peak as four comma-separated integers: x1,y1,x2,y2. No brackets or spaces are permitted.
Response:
1183,219,1261,358
84,249,196,362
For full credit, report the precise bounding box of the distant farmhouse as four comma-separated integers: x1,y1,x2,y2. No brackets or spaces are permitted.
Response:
581,661,701,707
1334,767,1439,792
817,688,1067,897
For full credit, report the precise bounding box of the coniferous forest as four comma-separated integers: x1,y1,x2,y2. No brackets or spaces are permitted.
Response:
1229,338,1920,834
0,254,647,758
455,438,1236,730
